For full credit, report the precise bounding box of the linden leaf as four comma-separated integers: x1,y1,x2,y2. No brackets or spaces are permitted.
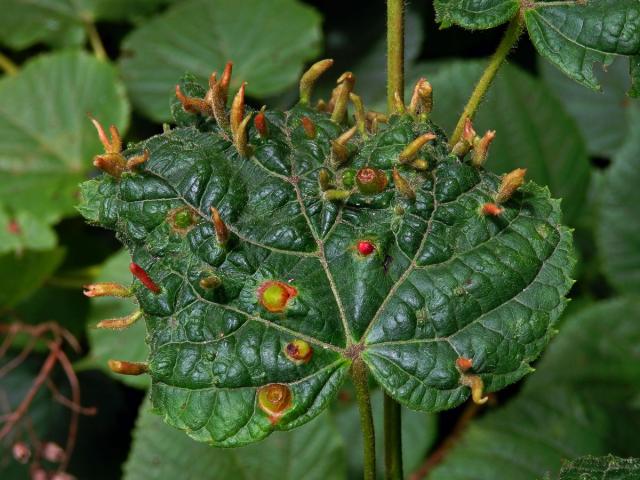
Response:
554,455,640,480
0,0,172,50
430,298,640,480
434,0,519,30
119,0,322,122
79,71,574,446
525,0,640,97
124,399,346,480
0,50,129,224
597,106,640,293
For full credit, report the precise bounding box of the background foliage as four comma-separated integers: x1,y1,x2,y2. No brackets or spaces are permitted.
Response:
0,0,638,479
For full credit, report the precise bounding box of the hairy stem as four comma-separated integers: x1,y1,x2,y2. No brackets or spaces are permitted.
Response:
384,392,403,480
0,51,18,75
449,16,524,147
387,0,405,113
84,20,107,61
352,359,376,480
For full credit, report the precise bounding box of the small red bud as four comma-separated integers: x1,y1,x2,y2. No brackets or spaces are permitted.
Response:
254,111,268,137
12,441,30,464
357,240,375,256
301,116,316,139
129,263,161,294
42,442,65,463
481,202,504,216
456,357,473,372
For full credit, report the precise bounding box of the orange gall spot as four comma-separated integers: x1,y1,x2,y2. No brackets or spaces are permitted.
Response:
456,357,473,372
284,339,313,365
481,202,504,216
257,383,292,424
356,167,388,194
257,280,297,313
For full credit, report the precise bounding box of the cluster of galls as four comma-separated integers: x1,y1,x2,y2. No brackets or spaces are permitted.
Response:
11,440,73,480
85,58,530,416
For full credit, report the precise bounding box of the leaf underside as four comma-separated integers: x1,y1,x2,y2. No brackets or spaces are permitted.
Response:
80,75,574,446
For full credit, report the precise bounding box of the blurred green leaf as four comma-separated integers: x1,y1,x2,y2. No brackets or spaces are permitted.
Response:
597,107,640,293
82,249,149,389
540,56,637,158
434,0,518,30
406,60,590,224
119,0,322,122
335,390,437,479
430,297,640,480
124,398,346,480
0,0,172,50
553,455,640,480
0,50,130,224
0,248,64,308
0,205,57,253
525,1,640,97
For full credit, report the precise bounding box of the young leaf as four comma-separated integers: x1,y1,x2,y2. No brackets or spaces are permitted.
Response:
525,1,640,96
597,107,640,293
554,455,640,480
434,0,519,30
0,51,130,223
124,399,346,480
119,0,322,121
83,250,150,389
429,298,640,480
80,76,574,446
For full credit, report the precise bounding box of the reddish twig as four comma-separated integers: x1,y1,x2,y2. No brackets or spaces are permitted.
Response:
409,396,493,480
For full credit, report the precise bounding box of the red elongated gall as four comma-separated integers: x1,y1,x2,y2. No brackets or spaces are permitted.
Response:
456,357,473,372
284,339,313,365
257,383,292,424
129,262,161,294
83,282,131,298
301,116,316,139
210,207,230,245
254,110,268,137
496,168,527,204
357,240,375,256
257,280,298,313
97,310,142,330
481,202,504,216
356,167,388,194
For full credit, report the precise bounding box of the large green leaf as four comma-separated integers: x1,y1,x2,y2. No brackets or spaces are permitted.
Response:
554,455,640,480
434,0,518,30
430,298,640,480
0,50,129,224
119,0,322,122
540,56,638,157
83,249,149,389
410,61,590,224
0,0,171,50
124,398,346,480
597,107,640,293
525,0,640,96
79,73,574,447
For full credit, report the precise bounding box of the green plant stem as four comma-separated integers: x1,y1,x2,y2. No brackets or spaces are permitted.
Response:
84,20,108,61
0,51,18,75
387,0,404,113
384,392,403,480
352,358,376,480
449,16,524,147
